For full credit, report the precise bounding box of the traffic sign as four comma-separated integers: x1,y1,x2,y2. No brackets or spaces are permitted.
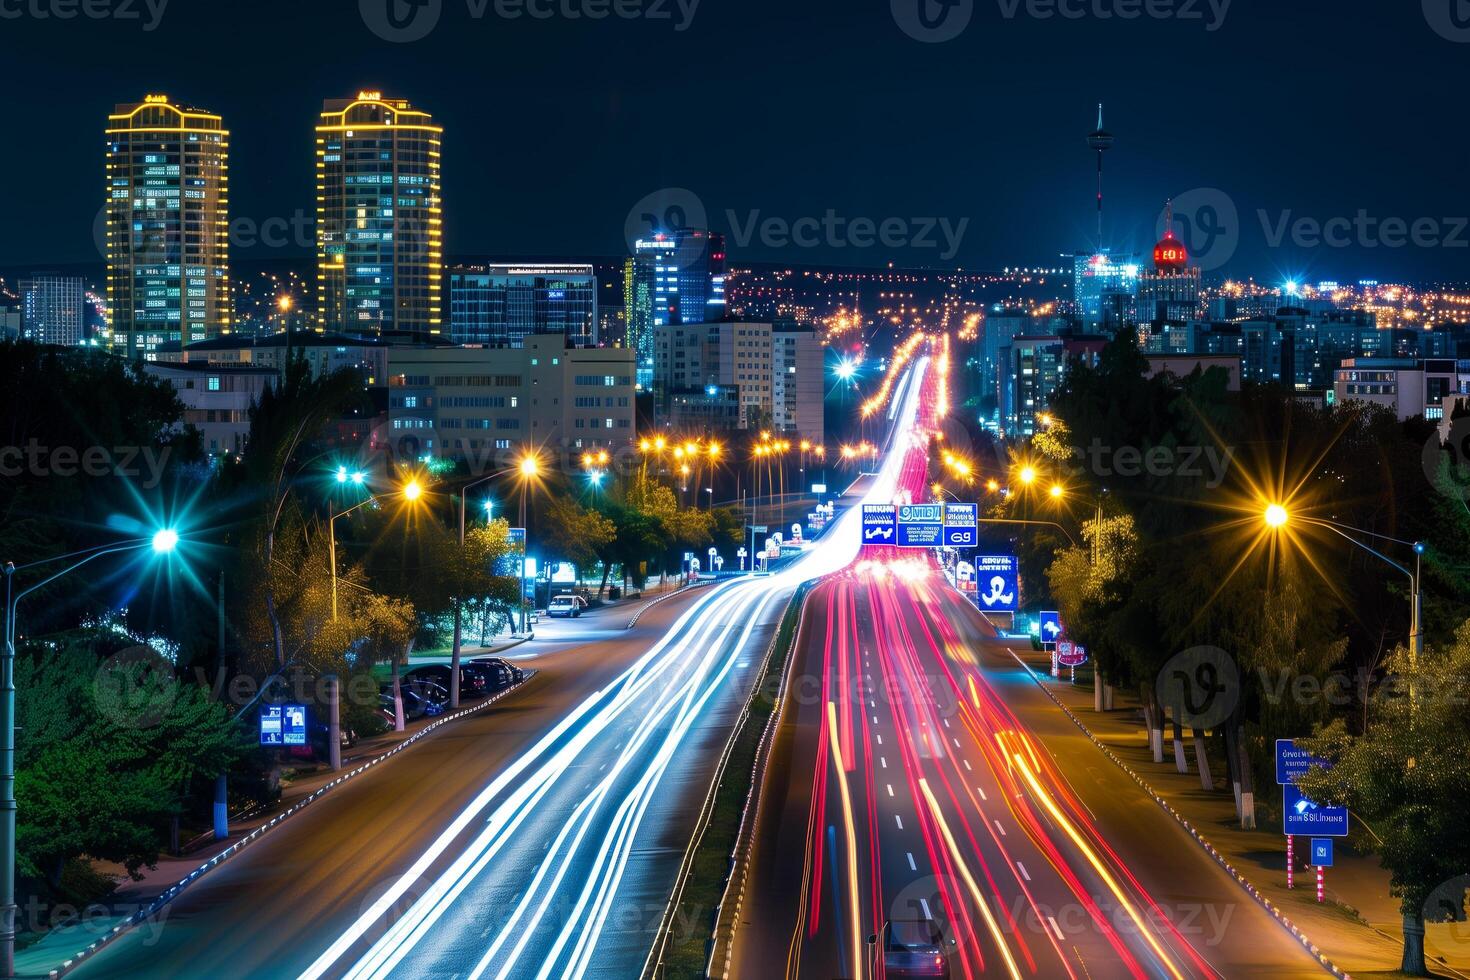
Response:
812,484,828,494
1276,739,1327,785
897,503,943,548
750,525,769,535
1058,642,1088,667
260,704,308,747
944,503,978,526
862,505,897,544
1039,610,1064,643
973,555,1019,612
1283,784,1349,837
1310,838,1334,868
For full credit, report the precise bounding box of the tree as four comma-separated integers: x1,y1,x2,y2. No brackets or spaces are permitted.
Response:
539,496,616,580
1298,624,1470,976
14,634,243,891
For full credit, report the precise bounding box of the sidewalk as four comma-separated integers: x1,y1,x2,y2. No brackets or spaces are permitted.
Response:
1011,647,1470,980
17,654,533,979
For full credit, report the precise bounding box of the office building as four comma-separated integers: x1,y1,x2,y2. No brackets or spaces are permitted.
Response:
626,229,727,387
316,93,443,338
449,265,597,347
654,320,773,431
1136,224,1202,323
1000,335,1105,437
772,321,824,443
1335,357,1455,421
20,275,85,346
1072,252,1138,331
143,361,275,456
385,335,636,460
157,331,389,385
106,95,231,358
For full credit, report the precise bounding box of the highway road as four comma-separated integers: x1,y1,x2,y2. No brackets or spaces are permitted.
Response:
732,363,1329,980
64,357,929,980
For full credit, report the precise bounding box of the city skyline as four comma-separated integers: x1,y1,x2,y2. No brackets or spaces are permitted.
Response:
3,0,1468,281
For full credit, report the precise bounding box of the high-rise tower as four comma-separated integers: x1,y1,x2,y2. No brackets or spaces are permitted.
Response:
1086,103,1114,250
315,92,443,337
105,95,231,358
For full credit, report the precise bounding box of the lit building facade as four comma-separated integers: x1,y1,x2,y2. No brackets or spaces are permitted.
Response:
1072,252,1138,331
21,275,85,346
316,93,443,338
626,228,727,388
449,265,597,347
106,95,231,358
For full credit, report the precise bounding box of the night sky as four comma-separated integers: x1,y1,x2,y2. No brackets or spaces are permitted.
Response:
5,0,1468,281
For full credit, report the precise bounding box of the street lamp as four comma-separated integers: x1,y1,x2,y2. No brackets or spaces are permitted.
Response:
516,452,542,634
3,531,180,976
1263,505,1422,660
328,475,421,622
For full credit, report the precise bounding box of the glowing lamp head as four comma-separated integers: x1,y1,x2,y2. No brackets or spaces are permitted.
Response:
402,480,423,502
1049,484,1064,500
1019,466,1037,485
151,529,179,554
519,456,540,479
1264,503,1289,529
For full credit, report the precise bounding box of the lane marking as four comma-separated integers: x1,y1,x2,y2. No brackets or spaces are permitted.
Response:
895,815,904,830
1016,861,1031,881
994,820,1007,836
886,784,895,797
1047,916,1065,942
880,757,887,769
876,734,883,746
963,759,972,771
976,786,987,800
907,852,917,871
919,898,933,921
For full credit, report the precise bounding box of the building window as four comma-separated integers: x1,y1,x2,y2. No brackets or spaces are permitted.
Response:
207,376,221,391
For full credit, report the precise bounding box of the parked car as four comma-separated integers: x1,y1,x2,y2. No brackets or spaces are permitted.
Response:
547,594,587,618
463,660,511,691
379,677,450,722
404,663,487,699
471,656,525,686
879,920,952,978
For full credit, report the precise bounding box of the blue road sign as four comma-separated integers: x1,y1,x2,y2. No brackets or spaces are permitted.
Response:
1283,784,1349,837
943,503,979,548
862,505,897,545
1310,838,1335,868
1039,610,1064,643
260,705,283,746
973,555,1019,612
896,503,943,548
260,704,308,747
1276,739,1327,785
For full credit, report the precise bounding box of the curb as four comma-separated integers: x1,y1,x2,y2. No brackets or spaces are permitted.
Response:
1006,650,1353,980
43,673,533,980
625,580,715,630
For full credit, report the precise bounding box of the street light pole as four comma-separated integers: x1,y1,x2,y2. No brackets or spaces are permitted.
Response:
1,534,177,978
451,474,497,709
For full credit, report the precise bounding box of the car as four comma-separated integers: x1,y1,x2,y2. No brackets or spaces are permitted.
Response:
547,594,586,618
462,660,511,691
878,919,951,978
470,656,525,686
379,677,451,722
404,663,487,699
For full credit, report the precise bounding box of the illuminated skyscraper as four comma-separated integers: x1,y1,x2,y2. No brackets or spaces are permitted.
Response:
105,95,231,358
315,92,443,337
625,228,726,389
1137,202,1202,323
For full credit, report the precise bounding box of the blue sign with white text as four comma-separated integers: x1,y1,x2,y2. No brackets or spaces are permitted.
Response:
1310,838,1334,867
897,503,943,548
1039,610,1064,643
862,505,897,545
1276,739,1328,785
973,555,1019,612
943,504,979,548
1283,784,1349,837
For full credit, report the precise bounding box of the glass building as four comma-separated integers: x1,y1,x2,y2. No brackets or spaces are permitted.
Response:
21,275,86,346
625,228,726,389
449,265,597,347
105,95,231,358
315,93,443,338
